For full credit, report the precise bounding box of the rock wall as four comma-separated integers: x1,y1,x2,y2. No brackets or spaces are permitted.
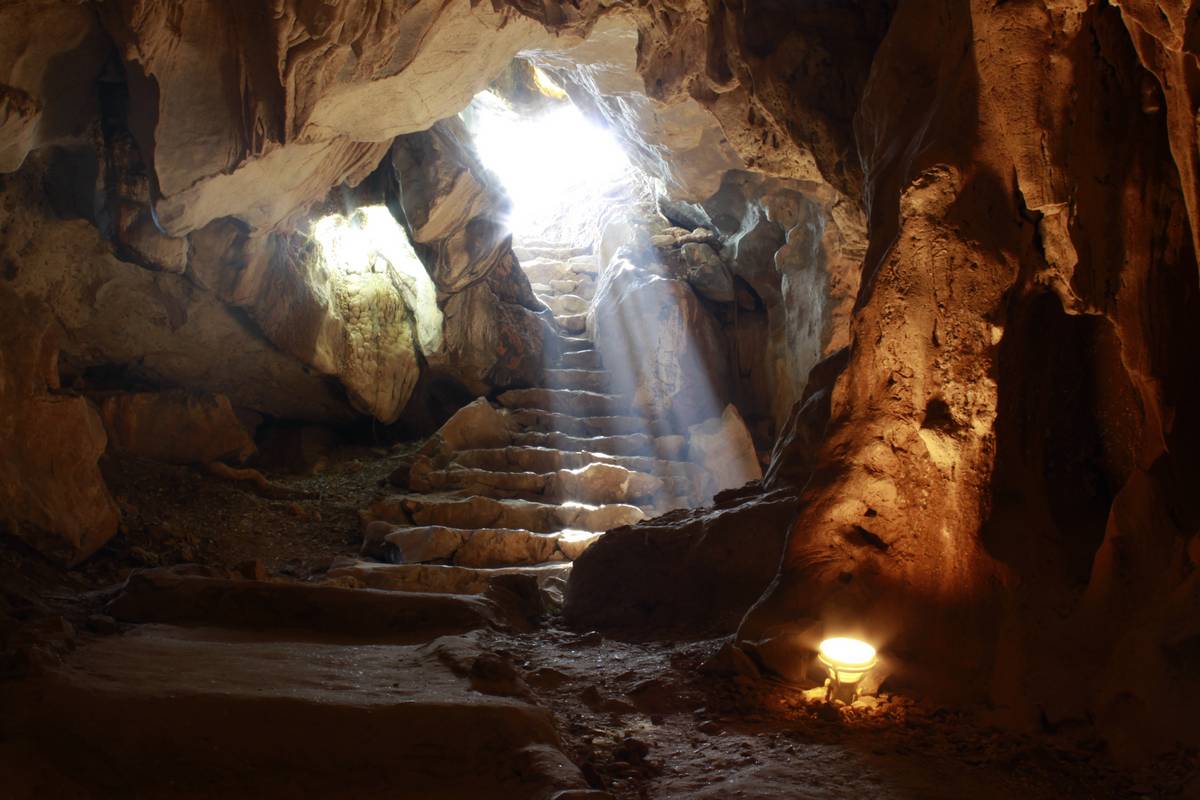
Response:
0,287,119,566
733,0,1200,757
391,118,553,399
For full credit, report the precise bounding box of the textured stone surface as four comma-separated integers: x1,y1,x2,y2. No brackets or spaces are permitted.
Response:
531,14,744,202
564,486,795,636
591,262,729,429
0,2,106,173
1,160,356,422
0,288,119,565
688,405,763,504
98,391,256,465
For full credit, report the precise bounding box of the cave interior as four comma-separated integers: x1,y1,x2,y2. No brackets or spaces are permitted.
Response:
1,1,1199,798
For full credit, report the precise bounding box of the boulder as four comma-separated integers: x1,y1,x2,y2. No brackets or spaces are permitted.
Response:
382,526,467,563
0,288,119,565
688,404,763,503
591,262,729,428
425,398,517,455
98,391,256,465
564,486,795,636
681,242,733,302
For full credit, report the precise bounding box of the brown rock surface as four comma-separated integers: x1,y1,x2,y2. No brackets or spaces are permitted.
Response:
1,160,356,422
98,391,256,465
564,486,795,636
0,2,106,173
0,288,119,565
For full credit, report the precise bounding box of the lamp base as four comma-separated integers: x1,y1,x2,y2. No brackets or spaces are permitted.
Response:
823,677,860,704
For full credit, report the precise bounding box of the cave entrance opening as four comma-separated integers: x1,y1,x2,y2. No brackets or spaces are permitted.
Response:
459,67,738,518
462,70,646,253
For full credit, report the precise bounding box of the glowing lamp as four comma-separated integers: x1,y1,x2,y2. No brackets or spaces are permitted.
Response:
817,637,877,702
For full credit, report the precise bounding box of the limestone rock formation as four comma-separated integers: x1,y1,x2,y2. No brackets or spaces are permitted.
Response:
591,255,729,429
97,391,256,465
0,289,119,565
393,119,549,396
0,160,356,422
0,3,106,173
91,0,588,237
688,404,763,503
2,0,1199,773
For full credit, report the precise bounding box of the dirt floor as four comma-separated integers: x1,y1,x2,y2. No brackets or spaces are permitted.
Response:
2,446,1197,798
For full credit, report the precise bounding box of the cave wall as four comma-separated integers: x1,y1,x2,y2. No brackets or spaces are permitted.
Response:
731,0,1200,756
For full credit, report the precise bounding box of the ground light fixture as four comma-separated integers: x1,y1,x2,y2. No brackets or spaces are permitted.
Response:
817,637,878,703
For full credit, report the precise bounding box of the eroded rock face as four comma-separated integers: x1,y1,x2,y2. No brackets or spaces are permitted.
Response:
733,0,1200,757
700,171,864,427
0,158,356,422
531,13,745,202
98,391,256,465
0,3,107,173
591,252,729,429
91,0,589,237
688,404,763,504
0,288,119,565
393,119,549,396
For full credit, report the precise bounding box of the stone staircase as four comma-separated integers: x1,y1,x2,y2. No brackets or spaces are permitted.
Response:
339,244,706,604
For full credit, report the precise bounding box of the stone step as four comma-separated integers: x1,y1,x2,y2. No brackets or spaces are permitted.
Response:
559,336,595,353
508,409,650,437
498,387,628,417
369,494,644,534
359,524,607,568
558,349,603,370
330,558,576,594
520,257,572,284
358,524,566,567
0,624,587,797
513,430,686,460
107,569,499,641
564,254,599,276
555,313,587,335
543,368,610,393
539,293,589,317
453,445,698,481
514,243,591,261
537,279,597,303
411,461,665,505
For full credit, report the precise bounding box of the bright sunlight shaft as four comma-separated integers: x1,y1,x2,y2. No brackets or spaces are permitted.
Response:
466,91,634,243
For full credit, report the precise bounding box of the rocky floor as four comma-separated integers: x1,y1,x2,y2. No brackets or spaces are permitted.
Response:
2,249,1197,798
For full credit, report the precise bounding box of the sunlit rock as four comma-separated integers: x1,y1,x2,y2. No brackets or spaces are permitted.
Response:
393,119,547,395
0,161,354,421
592,260,728,428
688,405,763,503
680,241,733,302
530,14,744,202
